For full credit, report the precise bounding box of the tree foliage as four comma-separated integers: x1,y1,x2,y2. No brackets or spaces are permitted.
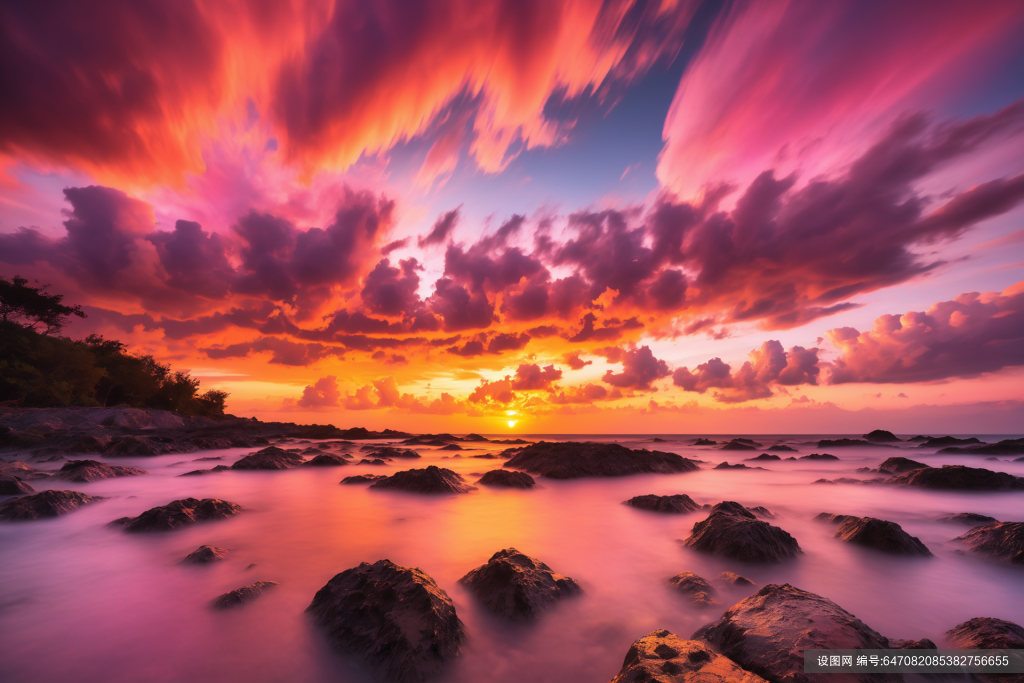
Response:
0,275,85,335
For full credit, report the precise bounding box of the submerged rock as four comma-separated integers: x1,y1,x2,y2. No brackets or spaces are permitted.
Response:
609,629,767,683
212,580,278,609
717,571,755,587
954,522,1024,565
877,457,929,474
693,583,901,683
0,474,35,495
890,465,1024,490
624,494,700,514
302,453,349,467
183,545,229,563
119,498,243,532
503,441,699,479
938,512,999,525
477,470,536,488
0,489,105,520
864,429,901,442
370,466,474,494
306,559,465,683
459,548,582,620
833,517,933,556
668,571,719,608
52,459,148,482
946,617,1024,683
340,474,387,484
681,502,801,563
231,446,306,470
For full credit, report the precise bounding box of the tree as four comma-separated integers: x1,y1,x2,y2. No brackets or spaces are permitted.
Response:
0,275,85,335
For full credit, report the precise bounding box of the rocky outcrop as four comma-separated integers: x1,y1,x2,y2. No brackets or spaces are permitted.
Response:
817,438,889,448
438,444,463,451
890,638,937,650
503,441,699,479
668,572,719,607
306,559,465,683
937,437,1024,455
681,502,801,563
459,548,581,620
833,517,932,556
863,430,901,442
183,545,229,563
890,465,1024,490
954,522,1024,565
938,512,998,525
52,459,148,482
624,494,700,514
363,446,421,459
877,457,929,474
357,458,389,466
370,466,474,494
0,461,51,480
693,584,901,683
463,433,489,442
917,436,983,448
477,470,536,488
717,571,755,586
721,440,758,451
231,446,306,470
800,453,839,460
608,630,767,683
340,474,387,484
118,498,243,532
693,438,716,446
301,453,349,467
714,462,764,470
0,474,35,495
766,445,797,452
946,617,1024,683
179,465,231,476
212,581,278,608
0,489,105,520
815,512,858,525
747,454,781,461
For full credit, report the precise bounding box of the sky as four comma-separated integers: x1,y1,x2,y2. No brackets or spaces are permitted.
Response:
2,0,1023,434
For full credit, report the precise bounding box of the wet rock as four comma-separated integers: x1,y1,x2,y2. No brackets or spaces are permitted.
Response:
817,438,890,448
833,517,932,556
681,502,801,563
363,446,421,459
721,440,758,451
357,458,389,466
668,572,719,608
766,444,797,452
470,453,500,459
800,453,839,460
232,446,306,470
503,441,699,479
340,474,387,484
477,470,536,488
917,436,983,448
946,617,1024,683
52,459,148,483
212,580,278,609
864,430,901,442
907,435,930,442
954,522,1024,565
491,438,531,445
0,489,105,520
877,457,929,474
0,461,51,480
179,465,231,476
103,435,159,457
302,453,349,467
938,512,998,525
693,438,716,446
937,437,1024,456
748,506,775,519
693,583,901,683
890,464,1024,490
459,548,581,620
890,638,937,649
306,559,465,683
463,433,489,442
747,454,781,461
624,494,700,514
438,444,463,451
717,571,755,587
120,498,243,532
812,479,838,485
608,629,768,683
183,545,229,563
370,466,474,494
193,456,224,461
0,474,35,495
714,462,764,470
815,512,858,525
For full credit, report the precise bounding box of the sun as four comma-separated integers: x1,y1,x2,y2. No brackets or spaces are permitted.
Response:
507,420,517,428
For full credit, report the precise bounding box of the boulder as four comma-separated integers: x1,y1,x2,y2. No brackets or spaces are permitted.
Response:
748,506,775,519
357,458,389,466
714,462,764,470
917,436,983,448
340,474,387,484
363,446,421,459
439,444,463,451
306,559,465,683
0,474,35,495
0,461,51,480
747,454,781,461
890,465,1024,490
624,494,700,514
833,517,932,556
766,445,797,452
52,459,148,482
103,435,159,457
717,571,755,587
693,438,716,446
693,584,901,683
477,470,536,488
667,571,719,608
800,453,839,460
0,489,105,520
183,545,229,563
463,434,489,442
608,630,767,683
212,580,278,609
937,437,1024,456
459,548,582,620
231,446,306,470
954,522,1024,565
119,498,243,532
815,512,858,525
877,457,929,474
817,438,888,448
301,453,349,467
721,440,758,451
946,617,1024,683
179,465,231,476
681,502,801,563
938,512,998,525
370,466,474,494
890,638,937,650
470,453,500,459
503,441,699,479
863,430,901,442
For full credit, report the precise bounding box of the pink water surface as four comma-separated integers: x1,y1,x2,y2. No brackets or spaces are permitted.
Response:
1,434,1022,683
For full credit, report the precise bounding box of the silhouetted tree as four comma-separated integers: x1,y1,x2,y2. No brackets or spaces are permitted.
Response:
0,275,85,335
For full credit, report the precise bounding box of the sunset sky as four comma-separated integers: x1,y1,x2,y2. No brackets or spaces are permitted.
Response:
2,0,1023,433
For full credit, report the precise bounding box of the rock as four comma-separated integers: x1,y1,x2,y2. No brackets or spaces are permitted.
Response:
363,446,421,459
721,440,758,451
120,498,243,532
812,479,838,485
890,465,1024,490
52,459,148,482
503,441,699,479
693,438,716,445
890,638,937,649
463,433,489,442
938,512,999,525
0,474,35,495
306,559,465,683
693,584,901,683
651,437,669,443
232,446,306,470
863,429,901,442
748,506,775,519
301,453,349,467
0,489,105,520
833,517,932,556
668,572,719,608
459,548,582,620
491,438,531,445
717,571,755,586
747,453,781,461
193,456,224,461
179,465,231,476
470,453,500,459
340,474,387,484
681,502,801,563
954,522,1024,565
103,435,160,457
917,436,984,448
817,438,889,448
624,494,700,514
212,580,278,608
877,457,929,474
714,462,764,470
946,617,1024,683
937,437,1024,456
183,545,229,563
477,470,536,488
766,444,797,452
438,444,463,451
357,458,389,466
0,461,51,480
370,466,474,494
609,629,768,683
800,453,839,460
815,512,858,525
907,435,930,442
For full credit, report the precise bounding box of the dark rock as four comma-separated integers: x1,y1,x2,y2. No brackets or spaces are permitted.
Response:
0,474,35,495
624,494,700,514
856,467,875,473
766,445,797,452
815,512,858,525
954,522,1024,565
681,502,801,563
193,456,224,461
306,559,465,683
503,441,699,479
937,438,1024,455
459,548,581,620
812,479,838,485
0,489,105,520
232,446,306,470
120,498,243,532
183,545,229,563
462,433,489,442
890,464,1024,490
478,470,535,488
693,438,716,446
891,638,937,649
746,454,781,461
721,440,758,451
438,444,463,451
800,453,839,460
714,462,764,470
302,453,349,467
370,466,474,494
52,459,148,482
863,429,901,442
340,474,387,484
651,437,668,442
470,453,499,459
363,446,421,459
748,506,775,519
817,438,889,448
668,571,719,608
357,458,389,466
179,465,231,476
917,436,983,448
733,438,763,446
491,438,531,445
833,517,932,556
717,571,755,586
946,617,1024,683
212,580,278,608
608,629,768,683
103,435,159,457
693,584,901,683
906,435,930,442
877,457,929,474
939,513,999,525
0,461,51,480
